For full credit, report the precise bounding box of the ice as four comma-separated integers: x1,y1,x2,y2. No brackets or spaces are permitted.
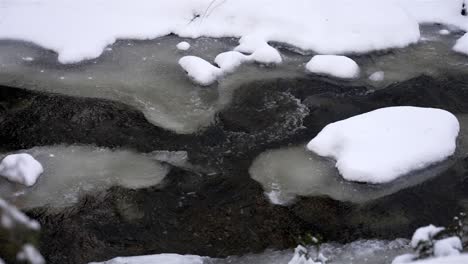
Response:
0,154,44,186
307,107,459,184
369,71,385,82
0,146,170,209
88,253,205,264
306,55,360,79
249,146,454,204
177,41,191,51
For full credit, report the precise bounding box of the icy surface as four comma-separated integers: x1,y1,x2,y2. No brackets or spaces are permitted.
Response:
0,146,170,209
249,146,455,204
369,71,385,82
177,41,191,51
0,0,422,64
89,253,205,264
307,107,459,184
0,154,43,186
411,225,445,248
306,55,360,79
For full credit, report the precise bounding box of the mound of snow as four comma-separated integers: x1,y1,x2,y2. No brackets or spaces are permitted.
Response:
176,41,190,51
411,225,445,248
306,55,360,79
307,107,459,184
453,33,468,55
214,51,249,73
88,253,205,264
439,29,450,35
0,154,44,186
0,0,421,64
433,237,462,257
178,56,222,86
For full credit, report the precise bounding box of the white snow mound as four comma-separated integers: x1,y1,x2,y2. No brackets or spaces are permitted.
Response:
176,41,190,51
178,56,222,86
306,55,360,79
0,154,44,186
411,225,445,248
307,107,459,184
88,253,204,264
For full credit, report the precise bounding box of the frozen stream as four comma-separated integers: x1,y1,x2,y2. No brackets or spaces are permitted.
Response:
0,26,467,133
0,145,172,209
250,114,468,204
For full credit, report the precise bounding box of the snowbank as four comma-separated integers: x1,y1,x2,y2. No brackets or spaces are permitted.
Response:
0,154,44,186
307,107,459,184
0,0,422,64
306,55,360,79
433,237,462,257
88,253,205,264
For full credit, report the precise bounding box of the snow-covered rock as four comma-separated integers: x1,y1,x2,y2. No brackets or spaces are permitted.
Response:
248,44,282,65
433,237,462,257
178,56,222,86
453,33,468,55
411,225,445,248
0,0,422,64
306,55,360,79
287,246,320,264
307,107,459,184
88,253,205,264
0,154,44,186
176,41,190,51
369,71,385,82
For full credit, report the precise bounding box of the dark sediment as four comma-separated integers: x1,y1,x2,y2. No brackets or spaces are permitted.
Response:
1,74,468,263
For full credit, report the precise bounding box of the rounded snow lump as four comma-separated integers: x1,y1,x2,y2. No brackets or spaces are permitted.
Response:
176,41,190,51
307,106,459,184
306,55,359,79
0,154,44,186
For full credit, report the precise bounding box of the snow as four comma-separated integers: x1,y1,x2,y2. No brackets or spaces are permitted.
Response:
176,41,191,51
17,244,45,264
0,198,40,230
214,51,249,73
433,237,462,257
411,225,445,248
392,253,418,264
287,246,319,264
88,253,205,264
248,44,282,65
453,33,468,54
407,254,468,264
307,107,459,184
306,55,360,79
0,154,44,186
0,0,423,64
439,29,451,35
179,56,222,86
369,71,385,82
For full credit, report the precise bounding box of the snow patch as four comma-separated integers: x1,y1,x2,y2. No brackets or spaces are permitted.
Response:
0,154,44,186
433,237,462,257
88,253,205,264
307,107,459,184
439,29,451,35
176,41,190,51
306,55,360,79
178,56,222,86
411,225,445,248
